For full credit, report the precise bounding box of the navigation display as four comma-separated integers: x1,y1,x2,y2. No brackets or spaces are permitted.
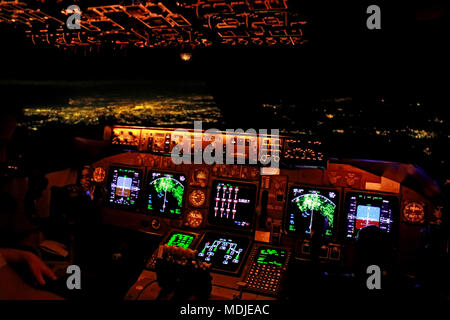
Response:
286,186,339,237
107,167,142,209
165,232,195,249
208,180,257,230
254,247,288,267
345,192,397,238
146,171,186,218
197,232,250,273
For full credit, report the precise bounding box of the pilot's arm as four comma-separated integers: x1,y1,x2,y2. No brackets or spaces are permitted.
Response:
0,249,62,300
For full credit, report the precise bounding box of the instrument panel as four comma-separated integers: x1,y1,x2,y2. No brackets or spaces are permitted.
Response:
1,0,309,50
108,125,325,168
91,153,436,242
88,141,440,295
100,163,261,232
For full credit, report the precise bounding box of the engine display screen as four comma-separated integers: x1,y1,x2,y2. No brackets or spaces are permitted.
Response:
107,167,142,209
286,186,339,237
146,171,186,218
208,180,257,230
197,232,250,273
345,192,397,238
254,247,288,267
165,232,195,249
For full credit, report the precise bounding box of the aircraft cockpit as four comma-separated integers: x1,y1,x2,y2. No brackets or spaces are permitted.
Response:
0,0,448,310
31,125,443,302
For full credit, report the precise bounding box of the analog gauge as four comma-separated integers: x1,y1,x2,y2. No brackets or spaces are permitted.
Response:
151,218,161,230
193,169,208,187
185,210,203,228
189,189,206,207
403,202,425,223
93,167,106,183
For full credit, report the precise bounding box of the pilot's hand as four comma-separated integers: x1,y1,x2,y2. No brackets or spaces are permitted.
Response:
0,248,57,285
22,251,57,285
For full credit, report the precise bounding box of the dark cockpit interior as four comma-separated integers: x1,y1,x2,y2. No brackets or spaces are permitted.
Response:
0,0,448,307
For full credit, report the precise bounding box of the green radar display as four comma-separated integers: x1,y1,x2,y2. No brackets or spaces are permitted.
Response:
286,187,339,236
147,172,186,218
